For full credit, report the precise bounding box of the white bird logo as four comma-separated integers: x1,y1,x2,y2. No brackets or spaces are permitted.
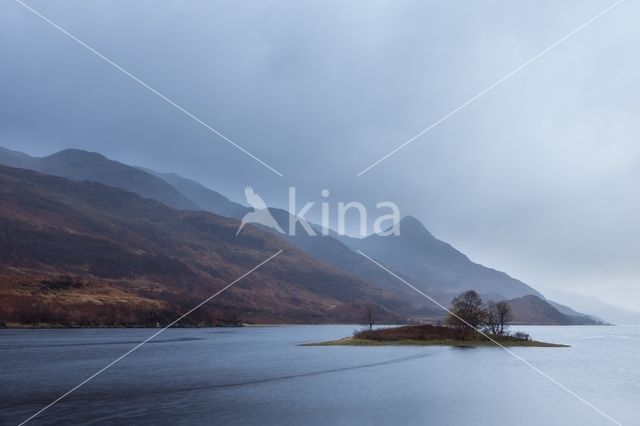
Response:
236,186,285,235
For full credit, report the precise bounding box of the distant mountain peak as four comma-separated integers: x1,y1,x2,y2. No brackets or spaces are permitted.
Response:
46,148,108,162
398,215,434,238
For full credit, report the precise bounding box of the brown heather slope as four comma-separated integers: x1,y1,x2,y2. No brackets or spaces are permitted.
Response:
0,165,413,327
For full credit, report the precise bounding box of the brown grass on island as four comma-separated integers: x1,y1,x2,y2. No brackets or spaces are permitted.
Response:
303,324,568,347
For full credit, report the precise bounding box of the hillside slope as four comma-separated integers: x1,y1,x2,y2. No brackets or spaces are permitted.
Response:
143,169,446,313
0,165,413,326
0,147,546,304
342,216,543,300
0,147,601,325
507,295,600,325
144,168,532,307
140,168,249,219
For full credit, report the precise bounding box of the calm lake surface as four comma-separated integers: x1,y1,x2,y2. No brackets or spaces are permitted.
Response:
1,325,638,426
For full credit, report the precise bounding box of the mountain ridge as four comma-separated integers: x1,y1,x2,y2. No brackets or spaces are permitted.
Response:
0,145,604,325
0,147,197,210
340,216,544,300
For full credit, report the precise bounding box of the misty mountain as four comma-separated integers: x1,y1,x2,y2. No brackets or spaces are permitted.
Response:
266,209,450,313
341,216,543,300
547,300,607,325
0,146,546,304
142,166,447,310
0,146,605,325
139,167,249,219
144,166,541,305
0,147,439,315
0,146,197,210
541,287,639,325
0,164,414,326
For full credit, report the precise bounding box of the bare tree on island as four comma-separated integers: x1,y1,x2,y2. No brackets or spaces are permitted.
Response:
495,301,513,335
486,300,513,336
486,301,499,335
446,291,515,340
446,290,486,340
365,305,374,331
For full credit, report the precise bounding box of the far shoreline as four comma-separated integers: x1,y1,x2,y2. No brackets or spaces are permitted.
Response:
0,322,616,330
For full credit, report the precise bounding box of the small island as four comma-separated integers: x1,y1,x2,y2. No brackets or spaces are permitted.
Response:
305,290,568,348
304,324,567,347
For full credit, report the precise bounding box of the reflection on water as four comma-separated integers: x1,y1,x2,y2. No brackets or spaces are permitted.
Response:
1,325,638,425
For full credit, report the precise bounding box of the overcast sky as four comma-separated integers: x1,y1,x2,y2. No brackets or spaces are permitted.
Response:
2,0,639,310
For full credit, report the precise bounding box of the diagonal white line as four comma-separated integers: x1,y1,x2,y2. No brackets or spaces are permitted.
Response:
356,249,622,426
356,0,626,177
17,249,284,426
14,0,283,177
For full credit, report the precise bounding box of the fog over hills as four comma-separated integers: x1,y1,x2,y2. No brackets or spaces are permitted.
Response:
340,216,543,300
542,287,639,325
139,167,249,219
0,146,618,326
